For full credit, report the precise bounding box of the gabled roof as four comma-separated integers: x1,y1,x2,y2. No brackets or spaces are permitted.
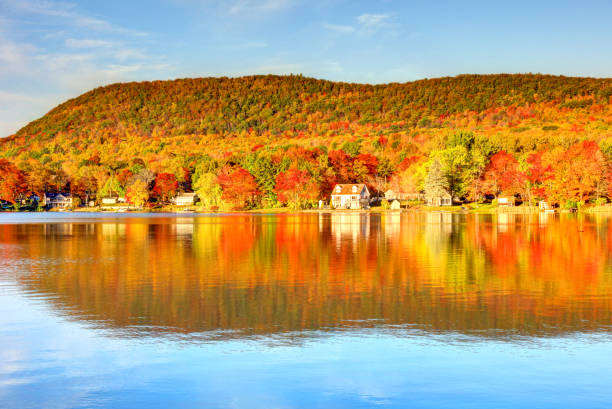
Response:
45,192,72,200
331,184,368,196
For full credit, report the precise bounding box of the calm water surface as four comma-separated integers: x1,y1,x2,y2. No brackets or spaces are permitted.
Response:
1,212,612,408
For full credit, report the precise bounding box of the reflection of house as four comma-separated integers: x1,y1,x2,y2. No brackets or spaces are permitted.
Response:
331,213,370,244
44,193,73,209
173,193,198,206
498,196,516,207
497,213,516,233
331,184,370,209
426,192,452,207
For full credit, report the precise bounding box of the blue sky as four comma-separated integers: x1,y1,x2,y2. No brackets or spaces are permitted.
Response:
1,0,611,137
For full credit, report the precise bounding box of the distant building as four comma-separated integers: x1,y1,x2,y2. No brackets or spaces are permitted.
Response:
497,196,516,207
44,193,73,209
426,192,452,207
390,199,401,210
101,197,126,205
173,192,198,206
384,190,422,201
331,184,371,209
539,201,551,211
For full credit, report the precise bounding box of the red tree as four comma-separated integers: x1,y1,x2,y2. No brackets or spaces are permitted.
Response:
524,151,553,203
328,149,354,182
482,151,525,197
355,153,379,175
217,167,259,209
153,173,179,204
0,159,28,204
274,168,319,208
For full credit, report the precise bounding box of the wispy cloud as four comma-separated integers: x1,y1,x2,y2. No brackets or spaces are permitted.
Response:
65,38,115,48
227,0,292,15
324,13,396,36
356,13,391,29
2,0,147,35
0,0,173,136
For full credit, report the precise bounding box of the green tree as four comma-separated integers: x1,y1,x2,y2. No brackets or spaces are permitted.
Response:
193,172,223,209
99,176,125,199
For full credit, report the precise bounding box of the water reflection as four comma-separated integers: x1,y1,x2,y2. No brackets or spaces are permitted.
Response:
1,212,612,340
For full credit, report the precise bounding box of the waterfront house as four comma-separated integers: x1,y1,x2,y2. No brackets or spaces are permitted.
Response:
498,196,516,207
101,197,126,205
173,192,198,206
331,184,371,209
426,192,452,207
390,199,401,210
44,193,73,209
539,201,554,212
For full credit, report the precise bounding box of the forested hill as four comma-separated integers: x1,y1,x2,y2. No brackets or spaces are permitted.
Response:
8,73,612,141
2,73,612,211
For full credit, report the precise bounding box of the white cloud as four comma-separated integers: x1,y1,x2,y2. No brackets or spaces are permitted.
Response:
227,0,292,14
324,13,395,36
0,1,173,136
356,13,391,29
323,23,355,33
65,38,115,48
1,0,147,35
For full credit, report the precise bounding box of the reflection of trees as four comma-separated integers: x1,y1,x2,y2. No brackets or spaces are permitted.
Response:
1,213,612,339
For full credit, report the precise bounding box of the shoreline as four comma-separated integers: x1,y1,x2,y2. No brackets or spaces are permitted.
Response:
2,205,611,216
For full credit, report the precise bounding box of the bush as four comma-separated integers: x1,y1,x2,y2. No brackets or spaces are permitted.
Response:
595,197,607,206
381,199,390,209
562,200,578,209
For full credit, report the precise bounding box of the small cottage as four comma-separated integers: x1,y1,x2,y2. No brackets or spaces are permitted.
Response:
498,196,516,207
539,201,554,212
390,199,401,210
101,197,126,205
426,192,452,207
173,192,198,206
44,193,73,209
331,184,371,209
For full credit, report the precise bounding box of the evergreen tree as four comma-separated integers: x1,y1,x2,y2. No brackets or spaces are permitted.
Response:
424,159,450,201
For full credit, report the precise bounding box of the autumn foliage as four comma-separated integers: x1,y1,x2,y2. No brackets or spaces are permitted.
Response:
1,74,612,209
0,159,27,203
217,167,259,209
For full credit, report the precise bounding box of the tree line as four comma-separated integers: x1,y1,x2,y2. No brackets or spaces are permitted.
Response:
1,131,611,210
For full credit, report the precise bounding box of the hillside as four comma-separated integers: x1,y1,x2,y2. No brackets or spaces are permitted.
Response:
7,74,612,140
1,73,612,209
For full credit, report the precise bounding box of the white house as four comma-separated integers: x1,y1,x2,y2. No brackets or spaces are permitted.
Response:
498,196,516,207
101,197,126,205
44,193,73,209
331,184,371,209
173,192,198,206
426,192,452,207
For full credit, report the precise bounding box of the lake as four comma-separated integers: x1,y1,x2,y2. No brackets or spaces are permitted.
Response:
1,212,612,408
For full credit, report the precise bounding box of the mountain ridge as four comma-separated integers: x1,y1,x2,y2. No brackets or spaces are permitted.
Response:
6,73,612,143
